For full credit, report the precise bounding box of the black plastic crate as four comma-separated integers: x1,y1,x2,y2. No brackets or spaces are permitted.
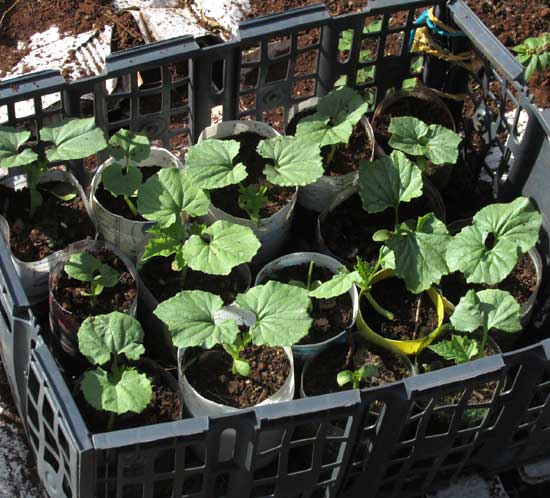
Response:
1,1,550,497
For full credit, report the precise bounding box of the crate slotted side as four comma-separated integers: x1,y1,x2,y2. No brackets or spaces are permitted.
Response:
0,1,550,497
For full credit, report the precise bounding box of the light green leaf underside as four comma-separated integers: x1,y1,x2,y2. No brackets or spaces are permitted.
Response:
309,270,361,299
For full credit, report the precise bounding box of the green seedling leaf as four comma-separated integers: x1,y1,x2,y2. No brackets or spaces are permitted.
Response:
138,168,210,227
336,370,354,387
513,34,550,81
236,281,312,347
41,182,78,201
78,312,145,365
428,334,479,364
81,367,152,415
309,269,362,299
238,184,268,223
64,252,119,296
108,129,151,163
101,162,143,197
337,364,379,389
450,289,521,334
359,150,423,213
182,220,261,275
257,135,323,187
234,358,251,377
154,290,240,349
141,221,186,270
41,117,108,161
385,213,450,293
446,197,543,285
388,116,462,165
296,86,370,147
0,126,38,168
186,139,248,190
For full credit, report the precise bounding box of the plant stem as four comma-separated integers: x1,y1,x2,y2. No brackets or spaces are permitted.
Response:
325,145,337,169
306,261,314,291
394,207,399,229
365,291,395,320
123,195,139,217
479,326,488,358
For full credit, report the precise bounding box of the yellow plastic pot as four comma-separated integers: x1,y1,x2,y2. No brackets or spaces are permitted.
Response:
356,269,447,356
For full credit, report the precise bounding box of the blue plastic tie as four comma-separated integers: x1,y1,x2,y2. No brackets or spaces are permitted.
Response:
410,9,467,46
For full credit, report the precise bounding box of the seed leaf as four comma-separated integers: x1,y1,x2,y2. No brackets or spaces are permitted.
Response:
186,139,248,190
64,252,119,288
182,220,260,275
236,281,312,347
0,126,38,168
359,150,423,213
108,129,150,163
154,290,240,349
101,162,143,197
309,269,361,299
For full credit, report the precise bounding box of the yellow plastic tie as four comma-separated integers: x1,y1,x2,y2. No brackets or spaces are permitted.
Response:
427,7,461,35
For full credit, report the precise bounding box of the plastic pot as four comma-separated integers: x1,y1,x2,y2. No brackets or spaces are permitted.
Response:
286,97,376,212
177,305,294,463
372,88,457,190
48,239,139,361
196,120,297,267
90,146,184,260
316,178,446,265
255,251,358,362
0,170,96,304
357,269,447,356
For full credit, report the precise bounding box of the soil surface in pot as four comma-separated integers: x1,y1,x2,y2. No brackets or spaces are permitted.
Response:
210,132,295,219
74,361,180,434
373,96,455,152
303,341,410,396
0,182,96,262
287,110,373,176
263,263,353,345
185,345,290,408
441,253,537,307
52,248,136,322
0,0,143,78
95,166,161,221
320,191,436,267
365,278,439,341
140,255,248,305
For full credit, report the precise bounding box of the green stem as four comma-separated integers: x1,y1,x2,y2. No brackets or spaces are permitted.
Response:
365,292,395,320
479,326,489,358
123,195,139,217
306,261,314,292
394,206,399,229
325,145,337,169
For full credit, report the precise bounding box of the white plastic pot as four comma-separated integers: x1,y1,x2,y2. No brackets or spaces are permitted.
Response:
255,251,359,362
196,120,297,266
177,305,294,463
287,97,376,212
0,170,96,304
90,146,184,260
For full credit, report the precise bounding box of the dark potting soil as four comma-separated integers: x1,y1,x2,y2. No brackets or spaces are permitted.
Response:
365,277,439,341
210,132,295,219
185,345,290,408
373,96,455,153
140,255,249,305
95,166,161,221
441,253,537,307
0,0,143,79
0,183,96,262
74,362,180,434
303,342,411,397
264,263,354,345
320,191,436,267
52,248,136,322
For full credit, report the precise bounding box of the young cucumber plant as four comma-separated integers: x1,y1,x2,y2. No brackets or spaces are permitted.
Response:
78,312,152,431
137,167,261,276
295,86,371,169
154,281,312,378
513,33,550,81
0,118,107,213
429,289,521,364
185,133,323,223
100,129,151,217
388,116,462,174
337,364,379,390
287,261,322,292
64,252,119,301
446,197,543,285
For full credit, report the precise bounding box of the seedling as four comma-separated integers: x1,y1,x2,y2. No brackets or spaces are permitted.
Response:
295,86,371,169
388,116,462,174
137,167,261,276
337,364,379,390
513,33,550,81
185,134,323,223
287,261,322,292
101,129,151,217
429,289,521,364
78,312,152,431
446,197,543,285
154,281,312,378
0,118,107,214
64,252,119,301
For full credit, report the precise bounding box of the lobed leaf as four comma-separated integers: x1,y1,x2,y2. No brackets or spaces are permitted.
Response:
428,334,479,364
